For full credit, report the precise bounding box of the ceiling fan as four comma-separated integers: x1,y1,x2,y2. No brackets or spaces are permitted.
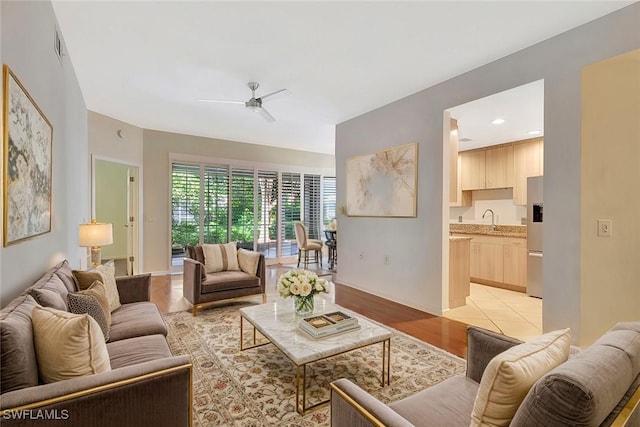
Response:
199,82,289,122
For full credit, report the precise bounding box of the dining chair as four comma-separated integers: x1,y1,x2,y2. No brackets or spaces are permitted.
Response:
294,222,323,269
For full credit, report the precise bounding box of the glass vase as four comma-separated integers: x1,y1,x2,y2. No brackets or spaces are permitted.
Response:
294,294,314,316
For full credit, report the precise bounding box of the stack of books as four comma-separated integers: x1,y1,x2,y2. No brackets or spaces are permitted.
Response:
298,311,360,339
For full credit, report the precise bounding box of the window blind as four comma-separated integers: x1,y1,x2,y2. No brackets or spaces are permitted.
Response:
280,172,301,256
304,174,322,240
203,165,229,244
231,168,255,250
257,170,278,258
323,176,336,226
171,163,201,252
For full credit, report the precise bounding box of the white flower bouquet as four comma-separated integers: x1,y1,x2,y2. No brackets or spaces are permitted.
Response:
277,270,328,315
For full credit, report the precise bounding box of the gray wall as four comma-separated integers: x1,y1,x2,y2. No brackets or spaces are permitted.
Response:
143,129,335,273
336,3,640,343
1,1,89,305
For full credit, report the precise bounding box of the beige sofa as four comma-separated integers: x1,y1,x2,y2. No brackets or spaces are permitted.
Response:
331,324,640,427
0,260,192,427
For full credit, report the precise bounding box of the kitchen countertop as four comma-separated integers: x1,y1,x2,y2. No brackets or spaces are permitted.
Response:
449,223,526,238
449,236,473,241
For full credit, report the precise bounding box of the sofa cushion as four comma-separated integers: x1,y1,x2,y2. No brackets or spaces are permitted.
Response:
470,328,571,427
389,375,479,426
68,280,112,341
0,294,39,393
52,260,77,293
30,288,67,311
38,273,70,304
95,263,122,312
238,248,260,276
201,271,260,293
512,326,640,427
107,334,173,369
109,302,167,342
203,242,239,273
32,307,111,383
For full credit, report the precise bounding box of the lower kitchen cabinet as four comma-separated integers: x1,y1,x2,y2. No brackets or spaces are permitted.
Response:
503,241,527,288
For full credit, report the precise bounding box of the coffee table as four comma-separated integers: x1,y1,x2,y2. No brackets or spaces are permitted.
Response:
239,298,392,414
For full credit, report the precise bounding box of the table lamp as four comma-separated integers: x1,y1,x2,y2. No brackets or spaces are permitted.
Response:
79,220,113,267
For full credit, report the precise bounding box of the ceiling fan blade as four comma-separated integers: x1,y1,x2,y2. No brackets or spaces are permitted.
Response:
259,88,290,103
198,99,245,105
257,107,276,123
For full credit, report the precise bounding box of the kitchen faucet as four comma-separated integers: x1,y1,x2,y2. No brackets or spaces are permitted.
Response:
482,209,496,230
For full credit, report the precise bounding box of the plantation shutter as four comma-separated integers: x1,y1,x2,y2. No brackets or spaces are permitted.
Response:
280,172,301,256
257,170,278,258
231,168,255,250
303,174,322,240
171,163,201,249
203,165,230,244
322,176,336,226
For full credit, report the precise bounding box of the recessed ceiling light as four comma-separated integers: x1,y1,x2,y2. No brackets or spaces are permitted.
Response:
491,118,505,125
527,130,542,135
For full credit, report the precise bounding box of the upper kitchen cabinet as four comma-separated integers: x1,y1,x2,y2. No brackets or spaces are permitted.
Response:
485,145,514,189
513,138,544,205
460,150,486,190
460,145,514,191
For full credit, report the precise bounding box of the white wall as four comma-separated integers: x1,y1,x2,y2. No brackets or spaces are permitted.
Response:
0,0,89,305
336,3,640,343
142,129,335,273
450,189,527,225
88,111,143,165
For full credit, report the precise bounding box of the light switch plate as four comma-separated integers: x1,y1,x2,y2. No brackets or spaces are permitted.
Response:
597,219,612,237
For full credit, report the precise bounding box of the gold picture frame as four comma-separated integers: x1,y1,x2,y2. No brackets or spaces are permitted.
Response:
346,142,418,217
3,65,53,246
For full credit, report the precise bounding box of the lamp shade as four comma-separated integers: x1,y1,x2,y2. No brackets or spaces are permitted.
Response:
79,222,113,247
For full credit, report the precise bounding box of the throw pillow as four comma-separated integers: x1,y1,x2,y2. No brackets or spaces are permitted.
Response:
72,270,102,291
203,242,239,273
67,280,111,341
94,263,121,312
31,306,111,383
30,288,68,311
237,249,261,276
470,328,571,427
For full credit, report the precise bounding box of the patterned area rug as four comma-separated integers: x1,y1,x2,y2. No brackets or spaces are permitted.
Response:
164,301,466,426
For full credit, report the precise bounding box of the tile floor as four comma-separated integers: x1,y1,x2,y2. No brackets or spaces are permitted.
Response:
444,283,543,341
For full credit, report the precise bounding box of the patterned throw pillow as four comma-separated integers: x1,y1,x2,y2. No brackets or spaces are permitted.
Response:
31,307,111,383
203,242,240,273
67,280,111,341
237,249,261,276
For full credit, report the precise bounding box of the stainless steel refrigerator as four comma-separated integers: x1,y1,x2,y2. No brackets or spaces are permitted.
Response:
527,176,543,298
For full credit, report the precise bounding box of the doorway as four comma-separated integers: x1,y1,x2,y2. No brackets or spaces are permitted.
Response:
93,156,141,276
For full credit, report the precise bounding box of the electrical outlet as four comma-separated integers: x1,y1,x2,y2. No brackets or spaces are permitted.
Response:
359,252,364,260
384,255,390,265
597,219,612,237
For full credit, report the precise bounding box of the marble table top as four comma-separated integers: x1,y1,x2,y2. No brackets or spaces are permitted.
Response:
240,298,392,365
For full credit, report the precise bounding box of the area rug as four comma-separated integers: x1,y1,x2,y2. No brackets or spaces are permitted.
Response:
164,301,466,426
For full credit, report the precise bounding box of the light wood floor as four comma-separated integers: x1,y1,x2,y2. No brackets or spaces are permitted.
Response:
150,266,469,358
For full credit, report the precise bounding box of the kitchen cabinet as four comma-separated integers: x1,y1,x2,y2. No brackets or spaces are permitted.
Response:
449,119,472,207
449,237,471,308
513,138,544,205
460,150,486,190
485,146,514,189
503,240,527,288
460,145,513,191
457,233,527,292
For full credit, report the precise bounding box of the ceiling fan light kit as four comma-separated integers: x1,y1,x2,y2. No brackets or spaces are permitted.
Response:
200,81,288,123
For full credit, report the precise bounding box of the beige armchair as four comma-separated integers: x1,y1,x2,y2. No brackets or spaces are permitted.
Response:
294,221,323,269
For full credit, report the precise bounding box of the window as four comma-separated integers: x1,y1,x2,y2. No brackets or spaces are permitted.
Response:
203,165,229,244
231,168,255,250
257,170,278,258
323,176,336,226
304,174,322,240
280,172,301,256
171,163,201,256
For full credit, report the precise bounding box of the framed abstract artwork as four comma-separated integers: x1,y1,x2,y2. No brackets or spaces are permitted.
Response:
346,142,418,217
3,65,53,246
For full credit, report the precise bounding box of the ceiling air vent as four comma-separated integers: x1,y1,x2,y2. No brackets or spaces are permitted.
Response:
459,138,472,142
53,29,63,61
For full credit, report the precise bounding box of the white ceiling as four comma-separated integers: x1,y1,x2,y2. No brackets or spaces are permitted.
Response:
51,1,633,155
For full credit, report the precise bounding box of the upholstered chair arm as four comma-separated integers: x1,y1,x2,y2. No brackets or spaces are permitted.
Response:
0,356,192,427
465,326,522,383
256,254,266,293
115,273,151,303
183,258,203,304
330,379,414,427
